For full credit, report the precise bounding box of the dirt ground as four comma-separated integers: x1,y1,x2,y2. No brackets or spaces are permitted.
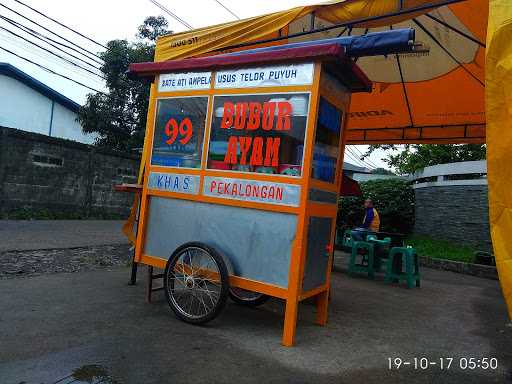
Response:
0,220,127,251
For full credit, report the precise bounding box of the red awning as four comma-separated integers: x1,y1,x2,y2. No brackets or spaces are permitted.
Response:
340,173,362,197
128,42,372,93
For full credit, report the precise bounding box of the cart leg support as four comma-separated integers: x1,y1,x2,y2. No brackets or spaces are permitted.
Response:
129,260,138,285
315,289,329,325
282,298,299,347
145,265,165,303
145,266,153,303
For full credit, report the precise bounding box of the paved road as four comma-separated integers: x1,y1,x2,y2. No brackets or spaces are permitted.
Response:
0,220,128,251
1,265,511,383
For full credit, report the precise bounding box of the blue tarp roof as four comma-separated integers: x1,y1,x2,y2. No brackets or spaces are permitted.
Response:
224,28,415,58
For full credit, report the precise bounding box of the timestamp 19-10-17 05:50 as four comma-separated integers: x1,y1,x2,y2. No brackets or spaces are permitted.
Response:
388,357,498,370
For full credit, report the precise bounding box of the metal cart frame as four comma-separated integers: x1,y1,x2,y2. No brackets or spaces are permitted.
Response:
128,43,372,346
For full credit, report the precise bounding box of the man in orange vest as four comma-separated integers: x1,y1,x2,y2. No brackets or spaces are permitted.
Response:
351,198,380,241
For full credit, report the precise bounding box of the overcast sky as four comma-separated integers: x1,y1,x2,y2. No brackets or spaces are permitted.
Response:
0,0,391,169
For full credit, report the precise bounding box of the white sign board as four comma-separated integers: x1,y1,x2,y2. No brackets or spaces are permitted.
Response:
203,176,301,207
215,63,314,89
158,72,212,92
148,172,199,195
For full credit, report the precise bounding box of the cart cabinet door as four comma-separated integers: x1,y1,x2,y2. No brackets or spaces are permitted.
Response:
302,216,332,291
144,197,297,288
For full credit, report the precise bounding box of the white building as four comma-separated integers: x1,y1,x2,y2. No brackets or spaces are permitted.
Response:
352,173,403,182
0,63,94,144
342,162,370,178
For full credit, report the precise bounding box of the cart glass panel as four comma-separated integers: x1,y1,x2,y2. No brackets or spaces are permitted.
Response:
207,93,310,176
311,97,343,183
151,97,208,168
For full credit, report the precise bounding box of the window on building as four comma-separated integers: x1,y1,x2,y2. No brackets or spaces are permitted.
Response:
32,154,63,167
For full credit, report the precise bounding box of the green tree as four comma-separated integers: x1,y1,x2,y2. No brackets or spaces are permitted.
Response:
338,179,414,234
371,167,395,175
78,16,170,151
363,144,486,175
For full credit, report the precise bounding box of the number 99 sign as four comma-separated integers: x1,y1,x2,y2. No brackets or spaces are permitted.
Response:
164,117,193,146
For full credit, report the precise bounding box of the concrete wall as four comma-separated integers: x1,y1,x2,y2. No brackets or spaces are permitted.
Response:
412,161,491,251
0,126,139,218
0,75,94,144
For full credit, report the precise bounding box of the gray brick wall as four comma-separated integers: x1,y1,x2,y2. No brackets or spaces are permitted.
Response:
414,185,492,251
0,126,139,218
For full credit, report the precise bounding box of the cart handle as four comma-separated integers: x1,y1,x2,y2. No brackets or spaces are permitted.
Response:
114,184,143,193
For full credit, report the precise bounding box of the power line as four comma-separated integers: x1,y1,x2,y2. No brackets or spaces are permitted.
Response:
0,3,103,61
148,0,193,29
344,149,368,168
347,146,377,169
0,45,105,93
349,150,375,170
0,14,102,70
213,0,240,20
346,147,374,169
0,13,103,65
0,31,104,86
346,155,370,171
353,148,380,169
345,146,366,165
350,145,380,168
13,0,106,48
0,24,104,79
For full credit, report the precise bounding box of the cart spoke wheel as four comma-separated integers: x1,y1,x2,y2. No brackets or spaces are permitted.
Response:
229,288,270,307
164,242,229,324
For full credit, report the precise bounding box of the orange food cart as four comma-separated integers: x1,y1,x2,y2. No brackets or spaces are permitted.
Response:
128,31,414,346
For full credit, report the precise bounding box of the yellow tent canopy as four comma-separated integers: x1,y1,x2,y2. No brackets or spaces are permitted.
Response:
486,0,512,320
127,0,511,319
155,0,486,145
155,0,456,62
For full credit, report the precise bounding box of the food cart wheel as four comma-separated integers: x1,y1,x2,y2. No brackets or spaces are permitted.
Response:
164,242,229,324
229,288,270,307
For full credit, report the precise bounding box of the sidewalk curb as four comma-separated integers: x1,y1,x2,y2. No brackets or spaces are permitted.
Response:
0,242,129,254
333,251,498,280
419,255,498,280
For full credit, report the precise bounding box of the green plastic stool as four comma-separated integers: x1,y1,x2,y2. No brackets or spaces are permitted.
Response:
366,235,391,245
342,229,353,250
348,241,375,279
366,235,391,272
385,247,421,288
